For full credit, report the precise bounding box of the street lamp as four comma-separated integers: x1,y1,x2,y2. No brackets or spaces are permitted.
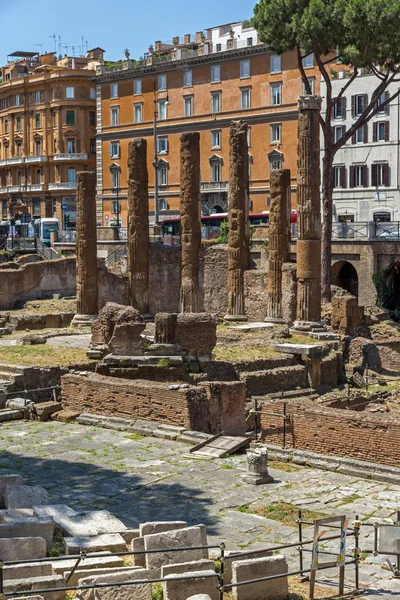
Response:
109,163,121,234
153,82,169,226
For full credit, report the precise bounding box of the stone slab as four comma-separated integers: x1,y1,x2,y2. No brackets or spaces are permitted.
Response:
4,562,53,580
33,402,63,422
140,521,187,537
0,409,25,422
0,508,34,521
0,518,54,548
64,532,127,555
132,535,146,567
227,323,274,330
79,567,152,600
4,575,66,600
224,549,273,584
5,485,49,509
232,555,288,600
52,552,124,574
64,566,142,587
144,525,208,572
0,475,24,508
121,529,140,544
161,559,216,577
163,569,219,600
0,537,47,561
274,343,323,358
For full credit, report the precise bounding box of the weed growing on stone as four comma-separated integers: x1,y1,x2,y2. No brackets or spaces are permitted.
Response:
152,583,163,600
269,460,301,473
339,493,362,505
238,501,327,527
47,525,65,557
125,433,146,441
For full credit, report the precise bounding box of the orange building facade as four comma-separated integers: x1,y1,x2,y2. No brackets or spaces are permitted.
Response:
95,23,326,226
0,49,103,228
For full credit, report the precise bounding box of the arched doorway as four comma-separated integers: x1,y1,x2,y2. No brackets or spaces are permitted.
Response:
332,261,359,297
210,204,224,214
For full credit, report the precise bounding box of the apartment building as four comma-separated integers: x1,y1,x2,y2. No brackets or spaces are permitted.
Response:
0,48,103,229
95,22,326,226
322,74,399,224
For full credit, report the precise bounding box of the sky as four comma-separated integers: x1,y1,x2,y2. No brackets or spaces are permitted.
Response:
0,0,256,64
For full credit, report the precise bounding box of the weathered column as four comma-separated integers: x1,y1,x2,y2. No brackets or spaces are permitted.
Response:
127,138,149,315
180,132,201,312
72,171,98,326
293,96,323,330
224,120,250,321
265,168,291,323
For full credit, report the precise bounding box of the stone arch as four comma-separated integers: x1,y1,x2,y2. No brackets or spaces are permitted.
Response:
332,260,359,297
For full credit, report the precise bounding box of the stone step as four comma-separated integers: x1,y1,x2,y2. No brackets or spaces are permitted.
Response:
64,565,142,587
0,409,24,422
4,574,66,600
51,552,124,574
265,388,317,400
308,332,340,341
0,371,17,381
0,517,54,548
64,532,127,554
1,537,47,561
4,562,53,581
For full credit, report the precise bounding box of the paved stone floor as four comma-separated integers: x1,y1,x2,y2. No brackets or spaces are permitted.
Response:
0,421,399,598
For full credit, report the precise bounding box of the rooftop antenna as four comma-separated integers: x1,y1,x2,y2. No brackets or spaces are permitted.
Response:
58,35,62,58
49,34,57,54
82,36,84,56
86,40,89,53
72,46,75,56
34,44,43,55
62,44,69,56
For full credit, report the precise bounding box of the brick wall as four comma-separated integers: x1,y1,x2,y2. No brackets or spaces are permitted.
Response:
61,373,246,435
260,397,400,466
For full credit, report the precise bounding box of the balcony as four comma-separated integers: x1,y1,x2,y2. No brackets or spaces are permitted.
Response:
53,153,88,161
201,181,228,192
8,185,26,193
7,157,24,165
48,182,77,190
26,184,45,192
25,156,48,164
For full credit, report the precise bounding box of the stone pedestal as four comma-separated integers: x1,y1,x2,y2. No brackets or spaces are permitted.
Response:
127,138,149,315
225,120,250,322
293,96,323,332
72,171,98,327
265,169,291,324
243,445,273,485
180,132,201,313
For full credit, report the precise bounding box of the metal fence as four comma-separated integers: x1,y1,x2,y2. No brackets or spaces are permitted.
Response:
332,222,369,241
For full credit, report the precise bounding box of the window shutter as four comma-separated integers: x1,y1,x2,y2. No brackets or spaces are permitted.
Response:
331,126,335,142
341,97,346,118
363,93,368,112
332,168,336,188
166,139,169,153
363,124,368,143
362,166,368,187
350,166,355,188
384,91,390,115
352,131,356,144
351,95,356,117
373,122,377,142
384,164,390,187
371,164,377,187
340,166,346,188
109,144,112,157
385,121,390,141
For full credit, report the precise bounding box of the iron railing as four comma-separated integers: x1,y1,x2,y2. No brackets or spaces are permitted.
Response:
35,237,59,260
332,221,369,240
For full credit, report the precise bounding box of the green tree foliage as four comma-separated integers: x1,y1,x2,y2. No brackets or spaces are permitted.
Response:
253,0,400,302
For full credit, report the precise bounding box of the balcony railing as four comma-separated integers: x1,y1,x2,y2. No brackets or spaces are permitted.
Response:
6,157,24,165
26,184,45,192
201,181,229,192
53,153,88,161
25,156,48,164
8,185,26,193
48,182,77,190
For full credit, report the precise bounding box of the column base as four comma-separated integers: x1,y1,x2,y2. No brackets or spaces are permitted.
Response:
224,314,248,323
264,317,286,324
243,474,274,486
72,314,97,328
292,320,326,332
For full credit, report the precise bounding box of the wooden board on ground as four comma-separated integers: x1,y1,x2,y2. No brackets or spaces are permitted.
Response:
189,435,250,459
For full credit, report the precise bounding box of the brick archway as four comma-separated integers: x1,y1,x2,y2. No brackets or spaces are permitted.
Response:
332,260,359,297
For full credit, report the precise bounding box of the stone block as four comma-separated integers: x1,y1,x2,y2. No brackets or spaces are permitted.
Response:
34,507,127,537
64,533,127,555
0,518,54,548
64,566,142,587
6,398,34,410
144,525,208,572
109,323,146,356
175,314,217,357
8,596,44,600
140,521,187,537
33,402,62,421
51,552,124,574
224,550,273,584
0,508,35,521
231,555,288,600
163,570,219,600
186,596,212,600
0,475,23,508
274,343,323,359
4,575,66,600
132,535,146,567
5,485,49,509
79,567,152,600
161,559,216,577
121,528,140,544
4,562,53,580
0,537,47,561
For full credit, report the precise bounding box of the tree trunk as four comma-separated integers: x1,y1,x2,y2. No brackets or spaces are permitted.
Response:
321,149,334,303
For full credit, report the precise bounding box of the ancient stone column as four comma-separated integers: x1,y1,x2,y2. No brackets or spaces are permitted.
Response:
293,96,323,330
127,138,149,315
265,169,291,323
224,120,250,321
180,132,201,312
72,171,98,326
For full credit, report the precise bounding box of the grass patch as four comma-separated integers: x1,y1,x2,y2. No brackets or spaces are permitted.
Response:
0,345,88,367
269,460,301,473
339,493,362,505
287,333,317,346
239,501,327,527
214,344,278,362
152,583,163,600
125,432,146,441
47,525,65,557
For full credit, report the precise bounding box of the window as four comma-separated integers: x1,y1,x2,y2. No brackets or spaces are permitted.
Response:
110,107,119,126
134,103,143,123
270,123,281,144
375,121,389,142
211,64,221,82
211,92,221,113
183,70,192,87
355,126,365,144
377,91,389,114
53,112,56,126
17,170,22,185
35,140,42,155
35,114,41,129
158,161,168,185
67,138,75,153
111,170,120,189
159,199,169,211
247,127,251,148
66,110,75,125
372,163,389,187
333,97,346,119
15,94,20,106
302,53,314,68
66,86,75,99
353,94,367,117
270,54,281,73
68,167,76,184
184,96,193,117
211,161,221,182
4,120,8,134
240,59,250,78
16,142,22,156
2,200,7,218
158,99,168,120
35,91,41,103
90,88,96,100
112,200,121,213
4,144,8,158
134,78,142,95
216,43,222,52
110,83,118,98
247,37,253,47
16,117,21,131
110,141,120,158
211,130,221,149
333,166,346,188
90,138,96,154
158,74,167,91
89,111,96,126
52,89,56,101
271,83,282,105
32,197,41,216
350,165,367,187
240,88,251,109
302,77,314,95
157,136,168,153
270,157,282,170
333,125,344,144
36,169,41,184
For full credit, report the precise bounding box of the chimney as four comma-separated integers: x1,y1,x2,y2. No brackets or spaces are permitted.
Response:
155,41,162,52
184,34,191,44
196,31,203,43
173,36,179,45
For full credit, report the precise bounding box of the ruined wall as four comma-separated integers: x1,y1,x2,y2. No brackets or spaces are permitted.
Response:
260,397,400,467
